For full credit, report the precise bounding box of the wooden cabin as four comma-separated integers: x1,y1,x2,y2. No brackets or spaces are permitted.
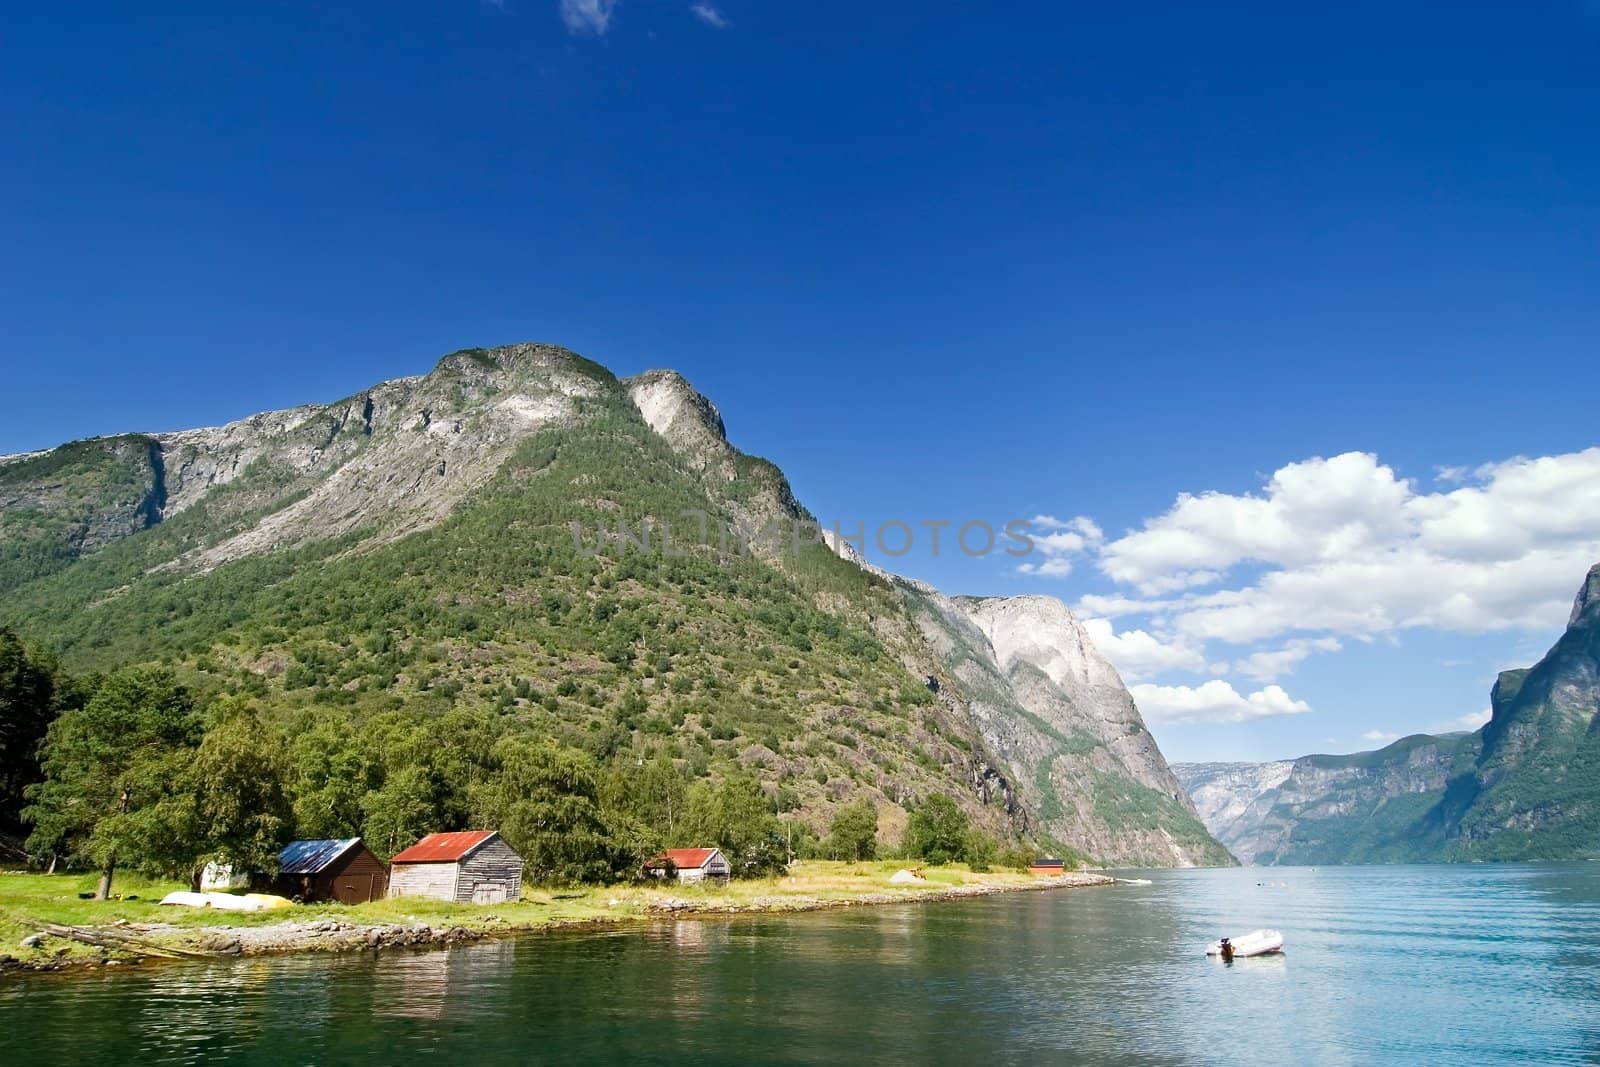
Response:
1029,856,1067,878
644,847,732,886
271,838,389,904
388,830,524,904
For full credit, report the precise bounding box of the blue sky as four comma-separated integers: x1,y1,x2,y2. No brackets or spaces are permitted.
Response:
4,2,1598,762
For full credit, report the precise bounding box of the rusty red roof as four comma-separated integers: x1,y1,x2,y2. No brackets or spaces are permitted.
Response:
646,847,721,870
390,830,498,864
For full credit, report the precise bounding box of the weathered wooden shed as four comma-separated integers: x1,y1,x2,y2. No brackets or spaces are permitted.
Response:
388,830,524,904
644,847,732,885
1029,856,1066,878
270,838,389,904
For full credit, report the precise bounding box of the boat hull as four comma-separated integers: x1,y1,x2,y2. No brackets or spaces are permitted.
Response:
1204,929,1283,957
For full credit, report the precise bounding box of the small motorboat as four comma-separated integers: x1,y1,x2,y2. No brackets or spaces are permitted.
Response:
1205,929,1283,958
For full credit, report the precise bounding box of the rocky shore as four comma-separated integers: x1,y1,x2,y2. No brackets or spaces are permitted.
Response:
2,871,1112,976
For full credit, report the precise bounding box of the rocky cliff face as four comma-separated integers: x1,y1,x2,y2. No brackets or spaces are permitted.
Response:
1438,562,1600,858
855,578,1228,866
1175,734,1477,865
624,370,729,474
1174,761,1293,863
0,435,167,592
162,347,611,570
1175,563,1600,864
0,345,611,588
1,341,1230,866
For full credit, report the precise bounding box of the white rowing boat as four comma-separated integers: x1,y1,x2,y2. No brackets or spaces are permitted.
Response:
159,891,293,912
1205,928,1283,958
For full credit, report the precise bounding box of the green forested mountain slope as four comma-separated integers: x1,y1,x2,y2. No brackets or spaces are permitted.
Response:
0,343,1225,870
1438,564,1600,859
0,436,165,595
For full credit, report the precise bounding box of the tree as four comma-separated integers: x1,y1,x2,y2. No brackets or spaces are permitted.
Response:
24,665,201,898
288,715,379,840
964,828,997,872
682,776,787,878
362,765,447,859
479,739,621,884
358,713,468,857
903,793,970,866
0,628,57,832
182,707,293,887
601,755,687,837
826,799,879,861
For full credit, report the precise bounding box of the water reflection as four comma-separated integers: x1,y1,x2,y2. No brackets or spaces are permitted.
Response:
369,940,518,1020
6,865,1600,1065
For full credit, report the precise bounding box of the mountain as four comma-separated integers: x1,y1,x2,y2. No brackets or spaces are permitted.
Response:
1175,562,1600,864
1174,733,1479,865
0,342,1226,867
897,589,1226,864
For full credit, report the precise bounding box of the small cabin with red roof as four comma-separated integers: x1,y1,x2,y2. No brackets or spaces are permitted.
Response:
644,847,732,886
388,830,524,904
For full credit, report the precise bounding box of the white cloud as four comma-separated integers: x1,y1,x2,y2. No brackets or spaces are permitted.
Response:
1232,637,1342,683
1074,592,1169,618
1090,448,1600,646
1128,680,1312,725
1081,618,1207,681
560,0,616,34
1170,547,1588,644
1032,514,1103,537
1457,709,1492,730
1016,557,1074,578
1132,569,1224,595
1016,515,1102,580
1027,446,1597,743
690,3,728,27
1100,452,1415,588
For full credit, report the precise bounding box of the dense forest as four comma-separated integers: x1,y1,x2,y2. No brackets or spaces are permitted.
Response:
0,624,1029,897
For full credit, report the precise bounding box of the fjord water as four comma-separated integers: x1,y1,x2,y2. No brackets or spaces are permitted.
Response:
5,864,1598,1065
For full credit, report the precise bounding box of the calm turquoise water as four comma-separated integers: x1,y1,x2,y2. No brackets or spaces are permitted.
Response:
4,863,1599,1064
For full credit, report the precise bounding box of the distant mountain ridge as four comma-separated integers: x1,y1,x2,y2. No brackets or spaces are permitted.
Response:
0,342,1227,867
1175,562,1600,864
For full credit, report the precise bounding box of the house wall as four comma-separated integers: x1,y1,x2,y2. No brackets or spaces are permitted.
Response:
674,851,730,884
326,845,390,904
389,861,460,902
454,838,523,904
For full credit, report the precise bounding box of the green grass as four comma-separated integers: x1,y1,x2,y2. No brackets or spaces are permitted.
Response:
0,862,1086,970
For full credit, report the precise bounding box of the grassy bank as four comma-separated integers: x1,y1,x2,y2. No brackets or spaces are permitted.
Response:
0,862,1111,974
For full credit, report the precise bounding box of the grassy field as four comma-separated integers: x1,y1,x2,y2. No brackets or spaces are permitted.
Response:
0,861,1103,973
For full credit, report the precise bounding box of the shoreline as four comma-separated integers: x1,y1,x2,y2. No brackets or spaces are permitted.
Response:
1,869,1113,978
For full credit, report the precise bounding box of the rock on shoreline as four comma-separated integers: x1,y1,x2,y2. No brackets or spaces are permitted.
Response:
2,872,1114,976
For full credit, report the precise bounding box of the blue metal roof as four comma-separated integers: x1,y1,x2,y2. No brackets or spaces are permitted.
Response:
278,838,361,875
